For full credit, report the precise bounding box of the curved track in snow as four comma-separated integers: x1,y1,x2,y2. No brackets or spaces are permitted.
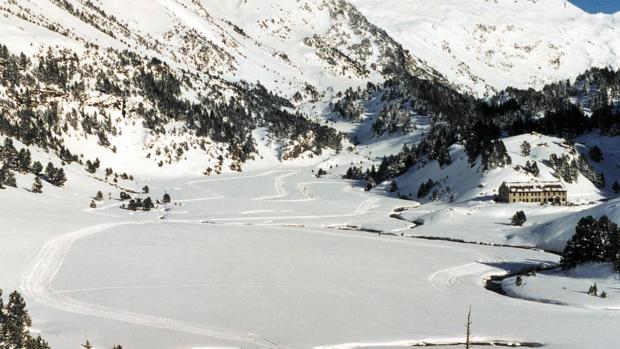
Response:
427,254,506,294
20,170,384,348
21,221,289,349
252,170,298,200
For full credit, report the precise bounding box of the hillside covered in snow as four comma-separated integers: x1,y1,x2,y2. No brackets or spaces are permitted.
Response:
351,0,620,95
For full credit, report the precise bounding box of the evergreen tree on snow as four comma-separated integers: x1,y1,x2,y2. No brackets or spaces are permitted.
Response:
162,193,171,204
511,211,527,226
520,141,531,157
4,291,32,349
31,176,43,193
561,215,620,270
17,149,31,173
1,164,17,188
524,161,540,177
30,161,43,176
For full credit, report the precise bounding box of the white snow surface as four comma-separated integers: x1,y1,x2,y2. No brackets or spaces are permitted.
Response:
1,143,619,349
350,0,620,95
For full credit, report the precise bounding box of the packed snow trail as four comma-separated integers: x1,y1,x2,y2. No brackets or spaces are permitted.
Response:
21,221,289,349
252,170,298,200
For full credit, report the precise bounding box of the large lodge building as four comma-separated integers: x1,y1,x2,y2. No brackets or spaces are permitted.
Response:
498,181,567,204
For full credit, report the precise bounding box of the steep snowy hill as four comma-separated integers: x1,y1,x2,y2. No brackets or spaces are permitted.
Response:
0,0,437,97
350,0,620,95
0,0,451,176
393,133,605,204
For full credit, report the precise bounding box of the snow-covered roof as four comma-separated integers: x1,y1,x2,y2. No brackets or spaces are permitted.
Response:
502,181,566,193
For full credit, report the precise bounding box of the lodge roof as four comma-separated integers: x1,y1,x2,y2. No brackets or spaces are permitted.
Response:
501,181,566,193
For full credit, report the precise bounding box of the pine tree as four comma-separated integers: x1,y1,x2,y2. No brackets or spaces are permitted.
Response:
511,211,527,226
120,191,131,201
588,283,598,296
520,141,531,157
143,197,154,211
417,179,435,199
4,291,32,349
389,180,398,193
143,185,149,194
95,191,104,201
17,149,31,173
90,200,97,209
31,161,43,176
589,146,603,163
613,181,620,194
515,275,523,287
162,193,171,204
31,176,43,193
1,164,17,188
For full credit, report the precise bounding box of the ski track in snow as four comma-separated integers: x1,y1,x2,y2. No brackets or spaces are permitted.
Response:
427,254,506,294
21,169,521,348
20,220,289,349
251,171,298,201
20,170,382,348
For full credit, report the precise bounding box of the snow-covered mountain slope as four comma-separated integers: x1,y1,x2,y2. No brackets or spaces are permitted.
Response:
350,0,620,96
0,0,436,98
0,0,451,177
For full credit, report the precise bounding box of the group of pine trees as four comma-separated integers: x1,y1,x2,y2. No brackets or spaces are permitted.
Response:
1,42,343,171
547,153,605,188
118,191,170,211
560,215,620,271
0,138,66,191
330,64,619,193
0,289,50,349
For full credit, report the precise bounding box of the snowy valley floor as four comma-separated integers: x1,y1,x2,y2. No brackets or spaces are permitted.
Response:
2,168,619,348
